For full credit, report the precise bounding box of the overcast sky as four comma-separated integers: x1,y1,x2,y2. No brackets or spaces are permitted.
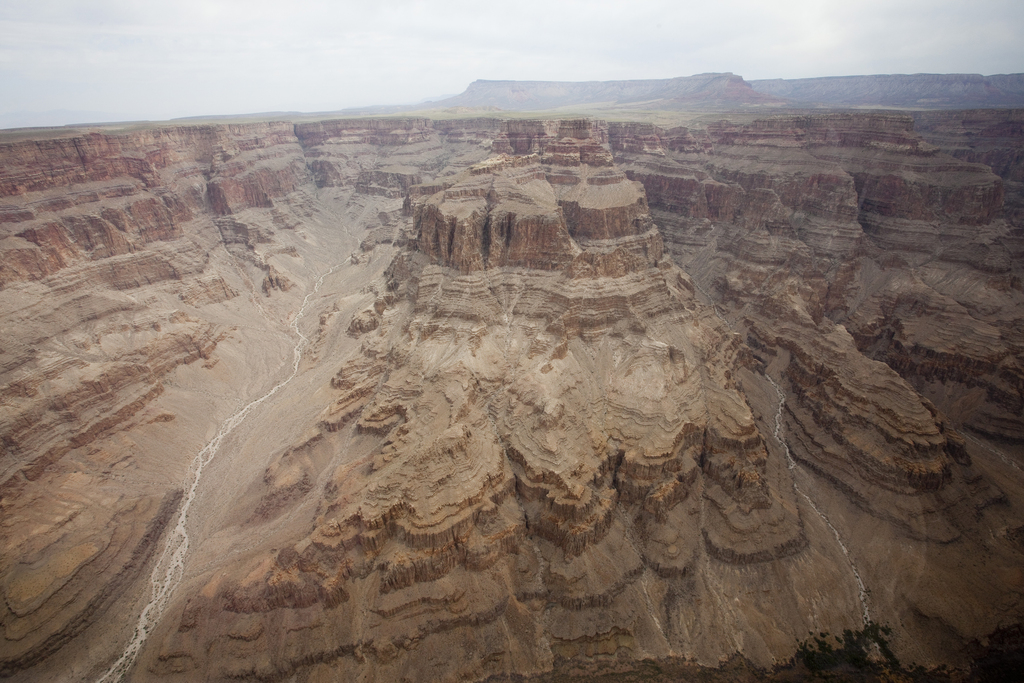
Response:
2,0,1023,126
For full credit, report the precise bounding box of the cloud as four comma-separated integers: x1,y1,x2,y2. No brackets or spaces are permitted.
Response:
2,0,1023,123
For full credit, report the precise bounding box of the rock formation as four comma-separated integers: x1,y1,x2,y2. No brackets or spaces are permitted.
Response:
425,73,1024,113
0,111,1022,682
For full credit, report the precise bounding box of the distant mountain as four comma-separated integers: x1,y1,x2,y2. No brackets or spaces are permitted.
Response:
430,73,1024,112
431,73,785,111
0,109,132,129
749,73,1024,108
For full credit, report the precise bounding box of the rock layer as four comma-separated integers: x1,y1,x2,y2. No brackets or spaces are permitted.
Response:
0,113,1022,682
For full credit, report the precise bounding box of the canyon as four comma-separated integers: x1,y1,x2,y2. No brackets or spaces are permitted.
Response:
0,104,1022,682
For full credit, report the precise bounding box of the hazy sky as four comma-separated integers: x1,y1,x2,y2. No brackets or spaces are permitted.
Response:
2,0,1023,124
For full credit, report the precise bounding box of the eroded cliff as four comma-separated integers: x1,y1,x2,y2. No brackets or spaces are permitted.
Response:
0,113,1022,682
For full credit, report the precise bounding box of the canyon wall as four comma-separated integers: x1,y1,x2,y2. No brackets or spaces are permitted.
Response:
0,112,1022,682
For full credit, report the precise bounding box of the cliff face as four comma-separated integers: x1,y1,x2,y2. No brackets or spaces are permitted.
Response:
615,113,1022,443
0,113,1022,683
0,121,332,679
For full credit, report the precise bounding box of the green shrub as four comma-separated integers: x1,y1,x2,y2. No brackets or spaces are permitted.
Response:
796,621,900,673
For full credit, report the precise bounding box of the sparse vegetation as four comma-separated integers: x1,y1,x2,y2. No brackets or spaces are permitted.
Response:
796,621,901,677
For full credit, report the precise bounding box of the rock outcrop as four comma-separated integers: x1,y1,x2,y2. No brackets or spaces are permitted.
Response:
611,110,1024,666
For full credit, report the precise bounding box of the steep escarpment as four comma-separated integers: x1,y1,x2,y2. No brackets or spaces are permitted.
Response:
749,73,1024,109
0,122,319,492
913,108,1024,253
140,124,828,682
0,119,439,679
612,112,1024,664
1,113,1023,683
613,113,1023,445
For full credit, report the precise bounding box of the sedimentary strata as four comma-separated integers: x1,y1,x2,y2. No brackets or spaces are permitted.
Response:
0,113,1022,682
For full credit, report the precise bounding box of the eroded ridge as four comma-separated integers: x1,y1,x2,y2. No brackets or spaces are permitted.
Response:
143,123,841,682
612,113,1024,667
